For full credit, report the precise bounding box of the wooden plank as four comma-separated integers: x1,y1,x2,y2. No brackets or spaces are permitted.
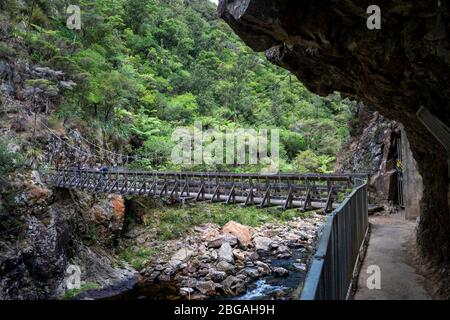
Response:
196,184,205,201
210,185,221,203
323,186,334,213
169,181,180,199
282,187,294,211
148,180,157,196
243,185,254,206
226,184,236,204
302,187,312,212
258,186,271,208
159,182,168,197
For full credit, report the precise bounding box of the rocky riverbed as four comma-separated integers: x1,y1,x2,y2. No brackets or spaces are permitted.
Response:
109,215,325,300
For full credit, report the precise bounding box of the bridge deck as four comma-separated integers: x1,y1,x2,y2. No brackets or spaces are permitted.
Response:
41,169,368,212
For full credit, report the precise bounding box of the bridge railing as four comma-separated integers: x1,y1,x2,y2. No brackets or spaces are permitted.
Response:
300,182,369,300
39,168,368,211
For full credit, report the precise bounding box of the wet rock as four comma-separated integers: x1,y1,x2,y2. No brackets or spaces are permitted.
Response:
293,263,307,271
276,245,292,259
210,270,227,283
277,253,291,259
148,271,160,281
273,267,289,277
255,261,271,276
221,221,253,248
195,280,217,296
288,242,305,249
222,276,246,296
242,268,260,280
179,277,198,288
216,261,236,275
158,274,171,282
190,294,208,300
270,242,279,250
277,245,291,255
218,243,234,264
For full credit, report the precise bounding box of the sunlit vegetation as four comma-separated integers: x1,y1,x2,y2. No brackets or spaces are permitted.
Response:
2,0,355,173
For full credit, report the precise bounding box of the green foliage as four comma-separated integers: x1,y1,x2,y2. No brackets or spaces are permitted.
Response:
4,0,354,172
0,41,16,58
62,282,101,300
119,246,156,270
294,150,336,173
0,140,24,181
144,202,306,241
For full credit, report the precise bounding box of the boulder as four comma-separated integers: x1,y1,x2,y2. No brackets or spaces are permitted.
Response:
210,270,227,283
242,268,260,280
168,248,194,269
277,245,291,254
207,234,238,249
232,249,245,261
253,236,273,252
218,243,234,264
255,261,271,276
222,276,246,296
273,267,289,277
221,221,253,248
195,280,217,296
216,261,236,275
207,236,224,249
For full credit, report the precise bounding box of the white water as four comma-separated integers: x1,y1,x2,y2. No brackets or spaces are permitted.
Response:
235,280,288,300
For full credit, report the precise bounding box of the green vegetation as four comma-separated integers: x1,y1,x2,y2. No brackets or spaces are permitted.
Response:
119,246,157,270
0,139,24,182
2,0,354,173
62,282,101,300
145,202,314,241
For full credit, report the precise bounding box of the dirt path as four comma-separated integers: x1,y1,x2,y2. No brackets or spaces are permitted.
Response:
354,213,435,300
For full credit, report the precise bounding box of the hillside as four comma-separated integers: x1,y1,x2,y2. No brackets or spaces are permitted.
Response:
1,0,354,174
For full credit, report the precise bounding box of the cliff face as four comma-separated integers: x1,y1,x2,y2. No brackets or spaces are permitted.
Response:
336,103,401,205
0,57,138,300
218,0,449,292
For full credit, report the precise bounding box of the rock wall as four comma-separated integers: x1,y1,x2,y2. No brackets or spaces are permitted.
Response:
336,103,401,205
218,0,450,294
401,128,424,220
0,171,138,299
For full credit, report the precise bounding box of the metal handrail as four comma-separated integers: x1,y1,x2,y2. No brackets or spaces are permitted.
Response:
300,183,369,300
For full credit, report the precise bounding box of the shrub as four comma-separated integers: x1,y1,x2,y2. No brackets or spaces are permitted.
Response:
0,139,23,181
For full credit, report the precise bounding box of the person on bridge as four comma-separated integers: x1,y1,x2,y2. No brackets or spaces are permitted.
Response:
98,164,109,190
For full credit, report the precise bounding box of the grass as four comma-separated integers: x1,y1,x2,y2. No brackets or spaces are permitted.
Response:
144,202,317,241
62,282,100,300
119,246,157,271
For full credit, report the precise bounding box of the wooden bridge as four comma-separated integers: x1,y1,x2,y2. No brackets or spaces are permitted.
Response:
41,169,368,212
